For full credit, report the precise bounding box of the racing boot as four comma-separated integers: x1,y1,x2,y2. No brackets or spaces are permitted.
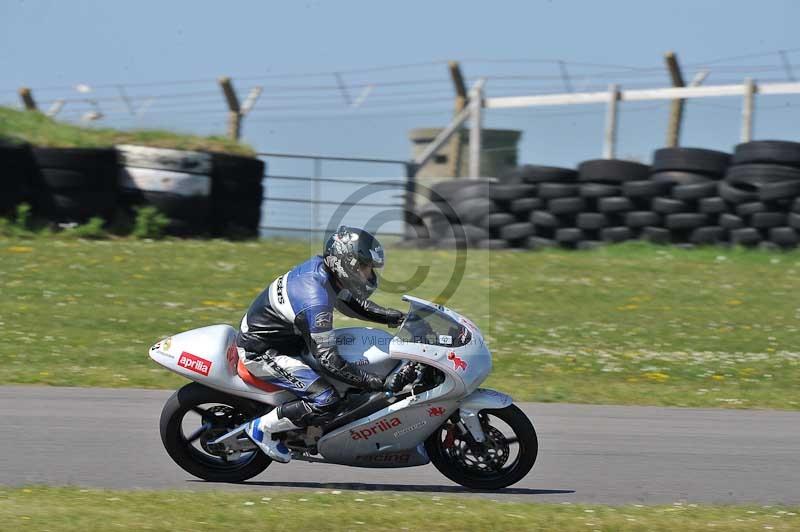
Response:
244,408,300,463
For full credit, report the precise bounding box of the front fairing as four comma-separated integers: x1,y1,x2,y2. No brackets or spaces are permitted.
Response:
388,296,491,397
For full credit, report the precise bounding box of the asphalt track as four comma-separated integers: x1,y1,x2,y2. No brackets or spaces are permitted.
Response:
2,386,799,505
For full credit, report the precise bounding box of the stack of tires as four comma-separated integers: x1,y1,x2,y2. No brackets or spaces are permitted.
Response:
718,141,800,248
209,152,265,238
557,159,651,248
0,141,34,216
30,147,118,223
117,145,214,236
637,148,730,245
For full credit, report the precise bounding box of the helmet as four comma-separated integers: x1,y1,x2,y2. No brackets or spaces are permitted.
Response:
323,225,385,300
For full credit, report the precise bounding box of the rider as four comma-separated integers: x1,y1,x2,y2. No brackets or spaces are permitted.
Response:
237,226,411,463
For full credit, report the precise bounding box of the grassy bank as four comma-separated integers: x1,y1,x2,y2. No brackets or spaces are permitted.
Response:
1,236,798,409
1,487,797,532
0,106,254,154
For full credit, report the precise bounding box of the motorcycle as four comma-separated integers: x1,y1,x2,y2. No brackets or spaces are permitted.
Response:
150,295,538,489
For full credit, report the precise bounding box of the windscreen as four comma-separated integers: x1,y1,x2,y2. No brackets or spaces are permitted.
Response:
395,302,472,348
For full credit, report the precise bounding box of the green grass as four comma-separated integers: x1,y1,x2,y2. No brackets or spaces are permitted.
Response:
1,487,798,531
0,106,254,154
1,236,799,409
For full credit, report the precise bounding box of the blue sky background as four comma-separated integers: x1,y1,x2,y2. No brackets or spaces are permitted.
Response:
2,0,800,236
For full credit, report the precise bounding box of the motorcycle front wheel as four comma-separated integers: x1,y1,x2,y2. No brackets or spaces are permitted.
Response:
159,382,272,482
425,404,537,490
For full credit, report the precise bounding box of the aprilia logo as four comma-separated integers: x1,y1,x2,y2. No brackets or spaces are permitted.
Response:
447,351,468,371
178,352,212,376
350,417,401,440
428,407,446,417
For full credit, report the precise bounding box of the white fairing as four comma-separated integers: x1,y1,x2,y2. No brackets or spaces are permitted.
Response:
148,324,295,404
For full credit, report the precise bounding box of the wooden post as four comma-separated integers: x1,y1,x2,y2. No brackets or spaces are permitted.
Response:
448,61,468,177
741,77,756,142
468,81,485,177
664,51,686,148
218,77,241,140
18,87,37,111
603,84,620,159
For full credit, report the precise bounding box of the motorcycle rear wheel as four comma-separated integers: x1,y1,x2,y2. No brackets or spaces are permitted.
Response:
160,382,272,482
425,404,537,490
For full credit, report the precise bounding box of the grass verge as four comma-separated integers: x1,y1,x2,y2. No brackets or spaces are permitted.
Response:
0,106,254,154
0,237,799,409
1,487,798,531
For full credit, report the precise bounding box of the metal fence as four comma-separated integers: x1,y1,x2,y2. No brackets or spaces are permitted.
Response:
256,152,416,239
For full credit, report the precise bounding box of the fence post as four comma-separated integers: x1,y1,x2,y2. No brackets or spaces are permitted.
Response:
18,87,37,111
218,77,241,140
468,80,485,177
741,78,756,142
313,158,322,236
603,84,620,159
404,163,418,239
664,51,686,147
448,61,468,177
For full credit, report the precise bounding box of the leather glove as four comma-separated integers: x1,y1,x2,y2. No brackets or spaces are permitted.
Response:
384,363,418,393
364,373,386,392
385,308,406,328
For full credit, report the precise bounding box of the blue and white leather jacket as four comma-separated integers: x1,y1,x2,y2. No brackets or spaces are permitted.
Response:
237,255,397,389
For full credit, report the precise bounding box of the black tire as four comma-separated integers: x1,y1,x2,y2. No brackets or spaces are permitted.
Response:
794,198,800,213
577,212,610,230
579,183,620,198
555,227,584,243
453,197,498,225
210,152,265,182
538,182,580,200
697,197,728,215
751,212,786,229
515,164,578,183
601,226,633,243
720,213,746,230
548,197,586,215
480,213,517,231
789,212,800,230
650,171,713,185
690,226,726,245
578,159,650,183
671,182,717,201
725,164,800,186
576,240,603,251
500,222,535,240
769,227,800,247
597,196,634,214
641,226,671,244
32,147,117,171
159,383,271,482
509,197,542,216
622,179,673,199
730,227,762,246
732,140,800,167
530,210,561,228
490,184,537,201
429,179,494,203
451,184,490,204
425,405,537,490
759,180,800,201
736,201,770,217
665,213,709,230
719,181,758,204
625,211,661,228
651,147,730,176
651,197,692,214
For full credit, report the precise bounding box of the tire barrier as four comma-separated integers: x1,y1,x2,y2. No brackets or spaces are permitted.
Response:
410,144,800,250
117,145,213,236
0,140,34,216
0,142,265,237
30,147,118,223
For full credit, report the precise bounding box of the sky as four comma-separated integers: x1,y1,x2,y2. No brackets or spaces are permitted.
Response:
2,0,800,235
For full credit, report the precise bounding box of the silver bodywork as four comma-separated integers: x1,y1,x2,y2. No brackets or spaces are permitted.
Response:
149,295,513,468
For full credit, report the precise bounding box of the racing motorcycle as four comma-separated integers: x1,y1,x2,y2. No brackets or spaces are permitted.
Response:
150,295,538,489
